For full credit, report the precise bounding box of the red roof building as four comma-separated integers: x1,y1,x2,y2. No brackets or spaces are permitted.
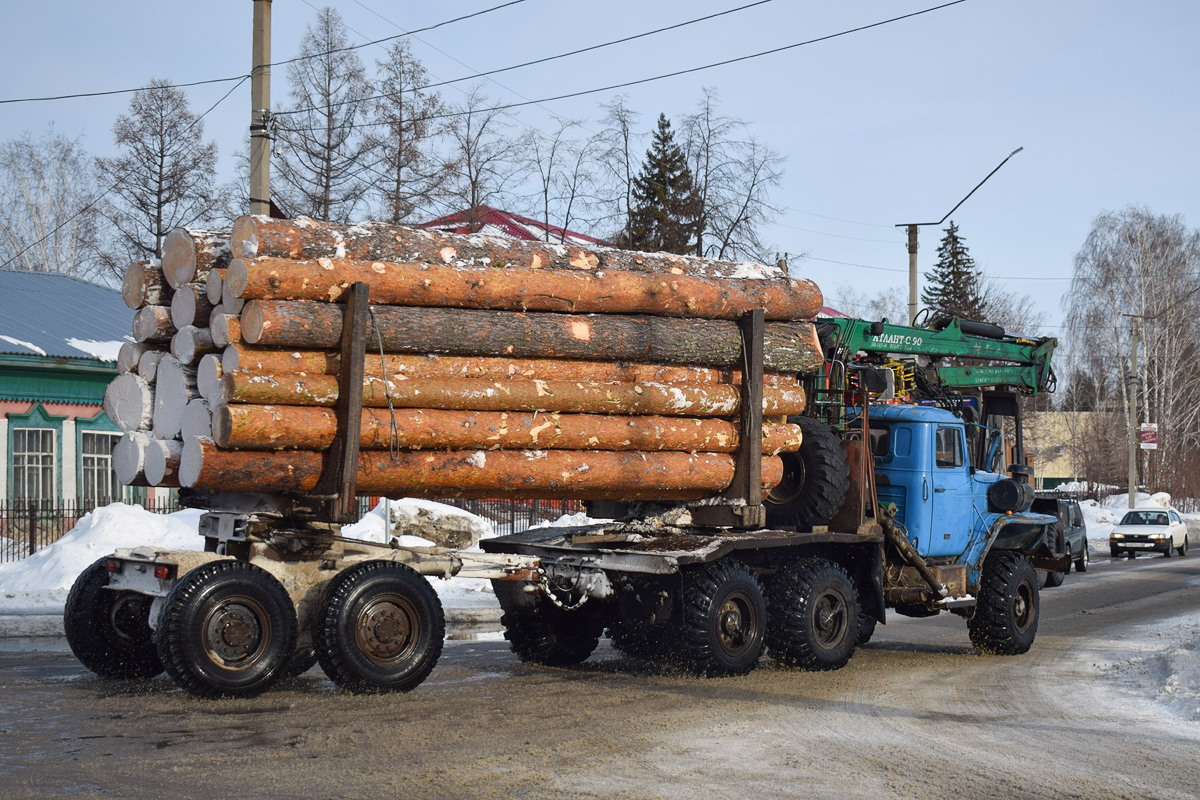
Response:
417,205,615,248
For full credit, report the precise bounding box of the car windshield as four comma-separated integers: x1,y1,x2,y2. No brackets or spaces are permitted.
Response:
1119,510,1170,526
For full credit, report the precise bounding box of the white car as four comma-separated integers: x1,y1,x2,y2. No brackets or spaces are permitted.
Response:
1109,507,1190,558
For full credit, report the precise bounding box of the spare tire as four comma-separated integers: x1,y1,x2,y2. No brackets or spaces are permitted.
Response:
765,416,849,531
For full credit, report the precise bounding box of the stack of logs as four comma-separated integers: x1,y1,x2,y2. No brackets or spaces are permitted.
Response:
105,216,826,501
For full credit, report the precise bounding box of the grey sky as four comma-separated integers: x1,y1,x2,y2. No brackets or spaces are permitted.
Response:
1,0,1196,333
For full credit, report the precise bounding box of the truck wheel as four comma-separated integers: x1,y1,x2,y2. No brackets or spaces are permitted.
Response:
281,646,318,679
502,604,604,667
64,558,163,680
1075,542,1090,572
766,558,858,670
607,621,677,662
315,561,444,693
679,561,766,676
857,615,877,646
765,416,849,531
1043,569,1065,588
156,561,297,699
968,551,1038,655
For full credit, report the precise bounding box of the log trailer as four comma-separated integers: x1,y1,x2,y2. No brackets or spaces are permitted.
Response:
66,261,1061,696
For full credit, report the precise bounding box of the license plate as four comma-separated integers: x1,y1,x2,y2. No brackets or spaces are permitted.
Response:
1126,542,1152,548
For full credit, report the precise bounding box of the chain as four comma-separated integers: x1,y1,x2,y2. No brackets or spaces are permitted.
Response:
537,566,598,611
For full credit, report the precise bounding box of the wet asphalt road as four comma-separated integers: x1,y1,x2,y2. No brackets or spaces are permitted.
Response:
1,550,1198,800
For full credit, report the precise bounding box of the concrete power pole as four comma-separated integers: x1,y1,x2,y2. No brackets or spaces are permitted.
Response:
249,0,272,217
1127,318,1139,509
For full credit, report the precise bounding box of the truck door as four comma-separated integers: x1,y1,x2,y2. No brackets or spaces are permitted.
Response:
924,425,974,558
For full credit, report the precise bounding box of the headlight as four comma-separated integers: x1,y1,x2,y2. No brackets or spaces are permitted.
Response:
1111,533,1124,540
1151,532,1169,539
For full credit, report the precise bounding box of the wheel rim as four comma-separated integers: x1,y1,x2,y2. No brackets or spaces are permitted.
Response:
715,589,759,658
355,593,419,666
1012,580,1035,634
109,592,153,645
811,589,849,650
767,452,806,505
202,595,270,669
1083,546,1089,566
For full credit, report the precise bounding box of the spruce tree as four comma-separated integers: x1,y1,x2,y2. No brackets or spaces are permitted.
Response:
921,221,989,320
626,114,698,254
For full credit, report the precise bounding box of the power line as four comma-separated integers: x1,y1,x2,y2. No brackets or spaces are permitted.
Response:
284,0,971,133
276,0,778,118
0,75,249,106
0,76,250,271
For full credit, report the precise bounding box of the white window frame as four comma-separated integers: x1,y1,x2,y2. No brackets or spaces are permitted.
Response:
12,427,56,501
81,431,122,503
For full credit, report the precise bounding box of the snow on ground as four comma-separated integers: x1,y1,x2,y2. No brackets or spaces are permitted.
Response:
1089,610,1200,722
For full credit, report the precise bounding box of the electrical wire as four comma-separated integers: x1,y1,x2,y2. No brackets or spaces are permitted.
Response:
0,75,250,271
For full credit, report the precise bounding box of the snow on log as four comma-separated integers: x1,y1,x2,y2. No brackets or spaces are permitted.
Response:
132,305,175,344
169,282,214,329
212,404,803,454
144,437,183,486
137,349,167,382
113,431,152,486
197,354,224,400
117,342,154,375
180,438,785,499
171,325,217,365
240,301,824,372
181,398,212,440
210,313,240,348
224,256,822,321
104,374,153,432
161,227,232,289
121,260,170,309
152,356,198,439
219,373,807,417
230,215,787,281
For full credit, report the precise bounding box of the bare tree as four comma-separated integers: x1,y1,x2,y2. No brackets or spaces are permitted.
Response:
444,86,518,218
519,121,605,241
273,6,373,222
681,89,784,262
94,79,224,276
596,96,641,239
369,40,447,224
1065,207,1200,496
827,283,907,321
0,127,102,279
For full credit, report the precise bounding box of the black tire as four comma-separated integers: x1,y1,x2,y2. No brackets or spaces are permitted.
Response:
1043,569,1065,588
281,646,318,679
857,615,877,646
968,551,1038,655
607,621,677,663
766,558,858,671
676,561,766,676
765,416,849,530
502,604,603,667
64,558,163,680
315,561,445,694
1179,537,1189,557
1110,546,1120,559
1075,541,1089,573
156,560,297,699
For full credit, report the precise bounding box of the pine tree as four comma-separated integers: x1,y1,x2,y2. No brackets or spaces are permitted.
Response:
921,221,989,320
626,114,698,254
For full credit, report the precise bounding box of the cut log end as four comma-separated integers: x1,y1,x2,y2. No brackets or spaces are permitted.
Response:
104,374,153,432
145,438,184,486
114,431,151,485
161,228,197,289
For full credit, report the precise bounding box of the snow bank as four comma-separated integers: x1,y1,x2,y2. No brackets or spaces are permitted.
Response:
1093,611,1200,721
342,497,493,549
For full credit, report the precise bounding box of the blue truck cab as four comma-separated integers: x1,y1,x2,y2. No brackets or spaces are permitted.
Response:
868,404,1059,592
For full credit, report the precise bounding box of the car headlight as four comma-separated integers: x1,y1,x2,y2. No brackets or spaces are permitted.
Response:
1111,533,1124,540
1151,532,1169,539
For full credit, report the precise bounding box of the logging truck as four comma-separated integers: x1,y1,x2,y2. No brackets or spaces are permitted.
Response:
67,217,1062,697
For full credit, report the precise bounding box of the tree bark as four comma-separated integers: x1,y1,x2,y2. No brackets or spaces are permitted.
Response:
231,215,790,281
161,227,232,289
104,374,154,432
220,373,807,416
240,301,824,372
225,256,822,320
212,404,803,454
180,438,784,499
219,343,796,386
169,282,214,329
121,260,171,309
132,305,175,344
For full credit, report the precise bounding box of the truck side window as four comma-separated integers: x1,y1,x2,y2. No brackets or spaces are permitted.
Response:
935,427,964,468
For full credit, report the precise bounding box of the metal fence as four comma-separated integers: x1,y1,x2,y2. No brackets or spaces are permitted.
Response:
0,496,585,563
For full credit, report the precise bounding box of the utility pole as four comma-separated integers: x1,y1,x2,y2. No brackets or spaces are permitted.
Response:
1127,318,1139,509
896,147,1023,326
249,0,272,217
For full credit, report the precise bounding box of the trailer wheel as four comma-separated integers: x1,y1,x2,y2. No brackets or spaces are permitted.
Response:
607,621,677,662
281,646,318,679
156,561,297,699
64,558,163,680
679,561,766,676
968,551,1038,655
315,561,444,694
766,558,858,670
765,416,849,530
502,604,603,667
857,615,877,646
